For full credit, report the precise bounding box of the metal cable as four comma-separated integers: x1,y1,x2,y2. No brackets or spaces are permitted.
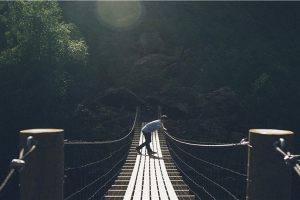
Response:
64,145,129,200
165,131,249,147
168,137,247,176
274,138,300,176
65,110,138,145
0,139,37,198
168,145,215,200
64,141,130,171
168,140,239,200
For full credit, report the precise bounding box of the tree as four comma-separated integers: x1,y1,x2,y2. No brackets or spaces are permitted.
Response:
0,1,88,127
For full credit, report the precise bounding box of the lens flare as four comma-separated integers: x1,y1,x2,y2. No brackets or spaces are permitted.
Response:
95,1,144,30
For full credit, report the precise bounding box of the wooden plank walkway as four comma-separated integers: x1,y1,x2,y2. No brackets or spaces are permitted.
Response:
105,122,195,200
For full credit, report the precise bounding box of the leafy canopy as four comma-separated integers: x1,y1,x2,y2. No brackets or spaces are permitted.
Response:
0,1,88,126
1,1,88,66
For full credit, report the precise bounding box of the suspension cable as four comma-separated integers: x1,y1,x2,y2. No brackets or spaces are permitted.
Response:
168,137,247,176
0,136,37,198
168,140,239,200
64,144,129,200
165,131,249,147
64,141,131,171
273,138,300,176
65,110,138,145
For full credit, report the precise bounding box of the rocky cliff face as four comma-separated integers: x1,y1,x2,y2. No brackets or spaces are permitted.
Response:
132,31,188,73
164,87,246,143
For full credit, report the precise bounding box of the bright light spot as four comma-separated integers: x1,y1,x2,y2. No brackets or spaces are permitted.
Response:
95,1,144,30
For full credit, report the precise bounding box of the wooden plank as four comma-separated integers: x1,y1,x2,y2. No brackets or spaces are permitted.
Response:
124,123,179,200
155,130,178,200
150,157,159,200
153,131,169,200
144,129,150,198
133,147,145,199
142,153,150,199
133,131,146,199
123,131,144,200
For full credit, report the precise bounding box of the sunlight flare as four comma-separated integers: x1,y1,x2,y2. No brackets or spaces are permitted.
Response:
95,1,144,30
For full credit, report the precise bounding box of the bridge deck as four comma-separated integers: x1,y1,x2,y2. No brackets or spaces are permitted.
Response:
105,122,195,200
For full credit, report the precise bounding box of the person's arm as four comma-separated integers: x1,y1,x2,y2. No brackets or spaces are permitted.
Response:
159,123,167,131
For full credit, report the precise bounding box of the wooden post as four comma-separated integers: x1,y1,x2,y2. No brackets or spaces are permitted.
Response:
158,106,162,118
19,129,64,200
136,106,140,123
246,129,294,200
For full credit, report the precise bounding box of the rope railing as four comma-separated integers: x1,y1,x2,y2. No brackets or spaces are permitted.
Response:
165,130,248,200
64,141,131,171
168,136,247,177
64,109,138,145
165,131,249,147
170,144,237,200
64,142,130,200
0,136,38,198
63,109,139,199
273,138,300,176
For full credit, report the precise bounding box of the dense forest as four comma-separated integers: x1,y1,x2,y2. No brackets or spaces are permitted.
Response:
1,1,300,199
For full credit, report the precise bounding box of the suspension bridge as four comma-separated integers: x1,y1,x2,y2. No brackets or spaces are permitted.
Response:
63,108,248,200
1,107,299,200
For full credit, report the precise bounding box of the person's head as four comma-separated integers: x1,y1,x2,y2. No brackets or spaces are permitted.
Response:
160,115,168,123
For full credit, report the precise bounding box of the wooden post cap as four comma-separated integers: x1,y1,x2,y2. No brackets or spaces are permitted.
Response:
20,128,64,134
249,129,293,135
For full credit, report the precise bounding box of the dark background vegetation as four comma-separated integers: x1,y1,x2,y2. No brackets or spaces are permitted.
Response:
1,1,300,199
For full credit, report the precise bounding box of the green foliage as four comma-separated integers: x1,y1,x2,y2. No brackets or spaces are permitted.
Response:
66,103,132,141
1,1,300,141
0,1,88,127
242,62,300,131
2,2,88,66
161,79,197,106
252,73,274,102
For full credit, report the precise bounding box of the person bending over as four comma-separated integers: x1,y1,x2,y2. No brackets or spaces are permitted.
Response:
136,115,168,155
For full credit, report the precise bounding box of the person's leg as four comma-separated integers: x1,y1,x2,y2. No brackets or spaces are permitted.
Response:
143,132,152,153
136,131,152,153
136,142,145,150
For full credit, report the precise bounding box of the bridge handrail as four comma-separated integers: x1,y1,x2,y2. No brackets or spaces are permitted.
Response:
0,136,38,198
273,138,300,176
165,131,249,147
64,109,138,145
